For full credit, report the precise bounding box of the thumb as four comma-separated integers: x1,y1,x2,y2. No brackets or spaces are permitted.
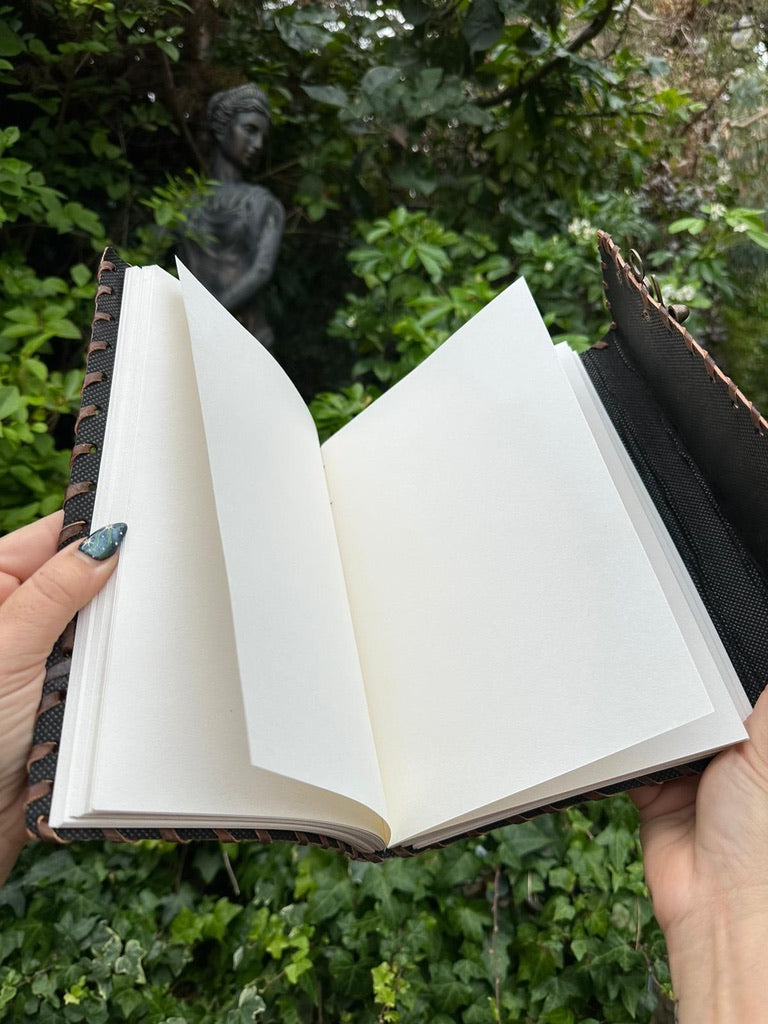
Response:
740,685,768,779
0,523,127,672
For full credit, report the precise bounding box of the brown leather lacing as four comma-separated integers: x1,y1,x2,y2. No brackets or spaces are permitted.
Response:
25,249,123,846
70,443,96,462
82,371,107,390
63,481,95,502
74,404,99,433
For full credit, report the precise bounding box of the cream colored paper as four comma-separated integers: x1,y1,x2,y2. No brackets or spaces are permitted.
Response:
177,263,385,815
53,267,747,851
53,266,388,843
321,280,721,845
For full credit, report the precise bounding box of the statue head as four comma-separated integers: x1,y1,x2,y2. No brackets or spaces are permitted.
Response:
208,84,272,172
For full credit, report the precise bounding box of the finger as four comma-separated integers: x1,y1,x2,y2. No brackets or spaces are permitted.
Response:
0,523,127,677
744,687,768,752
0,512,63,604
630,777,699,822
735,687,768,787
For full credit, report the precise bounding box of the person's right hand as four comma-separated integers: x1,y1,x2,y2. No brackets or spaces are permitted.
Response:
633,688,768,1022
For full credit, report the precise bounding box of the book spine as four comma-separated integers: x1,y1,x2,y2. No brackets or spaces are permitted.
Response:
25,250,127,844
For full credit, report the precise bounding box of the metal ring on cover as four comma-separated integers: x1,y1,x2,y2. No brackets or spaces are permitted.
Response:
628,248,644,280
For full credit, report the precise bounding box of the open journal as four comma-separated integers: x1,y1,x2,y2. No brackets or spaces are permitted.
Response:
26,233,768,858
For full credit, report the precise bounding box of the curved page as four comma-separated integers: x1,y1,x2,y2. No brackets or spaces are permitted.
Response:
54,265,387,841
321,279,722,845
176,264,385,817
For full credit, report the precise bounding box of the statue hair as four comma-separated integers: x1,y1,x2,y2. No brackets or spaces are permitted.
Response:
208,84,272,138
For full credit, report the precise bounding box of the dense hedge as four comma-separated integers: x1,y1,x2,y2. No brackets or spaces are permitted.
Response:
2,800,671,1023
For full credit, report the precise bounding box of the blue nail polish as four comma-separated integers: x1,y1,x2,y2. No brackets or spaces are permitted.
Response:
78,523,128,561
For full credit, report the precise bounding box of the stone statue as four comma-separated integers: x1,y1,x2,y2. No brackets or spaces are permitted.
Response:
178,84,285,349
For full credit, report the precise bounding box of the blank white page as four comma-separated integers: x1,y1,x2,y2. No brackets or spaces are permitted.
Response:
321,279,719,845
176,264,385,816
53,266,387,833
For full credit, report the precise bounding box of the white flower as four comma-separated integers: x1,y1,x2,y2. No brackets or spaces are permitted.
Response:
567,217,594,242
708,203,726,221
733,222,748,233
544,260,554,272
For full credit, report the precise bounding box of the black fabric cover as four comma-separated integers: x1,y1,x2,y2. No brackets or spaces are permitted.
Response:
582,236,768,706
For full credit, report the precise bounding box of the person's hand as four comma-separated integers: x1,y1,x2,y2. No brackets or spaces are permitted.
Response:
632,690,768,1022
0,515,126,884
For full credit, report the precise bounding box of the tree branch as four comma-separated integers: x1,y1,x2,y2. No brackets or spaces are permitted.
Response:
730,106,768,130
564,0,621,54
476,0,620,108
673,74,732,139
159,51,207,172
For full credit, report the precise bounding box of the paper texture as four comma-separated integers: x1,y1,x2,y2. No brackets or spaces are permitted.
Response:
55,266,387,841
177,264,386,817
322,280,720,844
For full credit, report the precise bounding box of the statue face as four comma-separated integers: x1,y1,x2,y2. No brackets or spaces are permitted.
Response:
220,110,270,169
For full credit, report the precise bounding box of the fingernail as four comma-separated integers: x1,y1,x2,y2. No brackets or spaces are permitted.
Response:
78,523,128,561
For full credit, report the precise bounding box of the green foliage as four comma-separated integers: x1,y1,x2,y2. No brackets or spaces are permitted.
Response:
3,798,671,1022
667,202,768,297
0,150,214,529
3,0,766,520
0,2,207,529
508,190,653,351
311,208,511,437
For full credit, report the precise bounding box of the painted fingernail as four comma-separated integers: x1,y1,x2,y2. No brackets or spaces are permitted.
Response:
78,523,128,561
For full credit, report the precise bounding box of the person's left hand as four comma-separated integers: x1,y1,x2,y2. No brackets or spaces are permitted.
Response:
0,514,125,883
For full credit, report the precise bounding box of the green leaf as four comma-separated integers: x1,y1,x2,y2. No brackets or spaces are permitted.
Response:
0,20,25,56
156,38,180,61
306,879,354,923
70,263,92,288
669,217,705,235
46,318,81,340
361,66,401,94
0,385,21,419
114,939,147,984
429,961,473,1013
463,0,504,53
302,84,349,107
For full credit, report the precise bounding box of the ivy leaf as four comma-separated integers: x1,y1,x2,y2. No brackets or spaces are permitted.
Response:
114,939,147,985
305,879,354,924
429,961,473,1013
360,866,403,927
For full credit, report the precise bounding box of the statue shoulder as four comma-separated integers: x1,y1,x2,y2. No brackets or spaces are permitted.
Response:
241,184,284,217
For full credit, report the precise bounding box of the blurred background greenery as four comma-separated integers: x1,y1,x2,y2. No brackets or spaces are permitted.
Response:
1,2,766,1020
